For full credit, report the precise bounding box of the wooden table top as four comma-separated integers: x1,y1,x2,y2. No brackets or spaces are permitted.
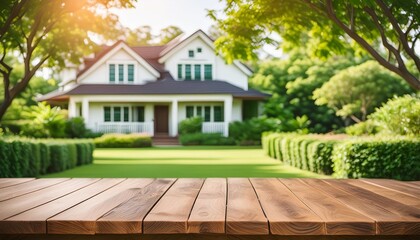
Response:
0,178,419,239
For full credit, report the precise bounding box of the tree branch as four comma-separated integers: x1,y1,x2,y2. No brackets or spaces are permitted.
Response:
0,0,29,40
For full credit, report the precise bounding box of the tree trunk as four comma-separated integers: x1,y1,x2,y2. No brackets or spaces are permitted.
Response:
0,98,13,121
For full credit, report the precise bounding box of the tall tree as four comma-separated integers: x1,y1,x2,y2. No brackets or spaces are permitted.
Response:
0,0,136,120
159,26,183,44
125,25,153,46
210,0,420,90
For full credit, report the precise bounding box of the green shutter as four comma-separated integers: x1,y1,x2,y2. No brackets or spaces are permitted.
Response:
123,107,129,122
214,106,224,122
104,107,111,122
114,107,121,122
137,106,145,122
109,65,115,82
194,64,201,80
186,106,194,118
127,64,134,82
185,64,191,80
177,64,182,79
204,106,211,122
204,64,212,80
118,64,124,82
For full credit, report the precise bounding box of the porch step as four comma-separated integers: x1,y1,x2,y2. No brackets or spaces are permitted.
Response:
152,135,180,146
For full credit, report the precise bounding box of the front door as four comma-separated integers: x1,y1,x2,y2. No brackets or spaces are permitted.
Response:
154,105,169,134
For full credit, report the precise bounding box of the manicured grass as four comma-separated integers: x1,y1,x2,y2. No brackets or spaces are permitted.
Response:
43,146,329,178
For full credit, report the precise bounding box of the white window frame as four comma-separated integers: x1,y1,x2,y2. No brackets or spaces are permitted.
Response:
107,61,137,84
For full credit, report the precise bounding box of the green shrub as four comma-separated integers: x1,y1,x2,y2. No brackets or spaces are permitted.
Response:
180,133,235,146
178,117,203,135
65,117,87,138
94,133,152,148
48,143,69,173
229,117,280,145
0,140,11,177
345,120,380,136
333,137,420,180
39,142,50,174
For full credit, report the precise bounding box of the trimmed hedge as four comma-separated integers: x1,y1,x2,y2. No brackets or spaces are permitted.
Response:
262,133,420,180
94,133,152,148
180,133,235,146
0,138,94,177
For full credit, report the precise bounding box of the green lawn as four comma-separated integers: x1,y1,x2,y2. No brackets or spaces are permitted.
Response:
43,146,328,178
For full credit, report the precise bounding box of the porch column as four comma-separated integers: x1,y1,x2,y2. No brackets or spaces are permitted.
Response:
224,97,233,137
68,98,76,118
82,99,89,124
171,100,178,137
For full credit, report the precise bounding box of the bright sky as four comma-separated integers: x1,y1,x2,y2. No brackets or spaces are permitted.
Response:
111,0,224,35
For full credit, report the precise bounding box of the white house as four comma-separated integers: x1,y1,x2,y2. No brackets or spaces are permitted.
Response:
40,30,268,137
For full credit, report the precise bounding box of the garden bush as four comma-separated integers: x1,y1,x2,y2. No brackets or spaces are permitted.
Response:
262,132,420,180
180,133,235,146
178,117,203,135
94,133,152,148
65,117,88,138
0,138,94,177
229,117,280,145
345,120,380,136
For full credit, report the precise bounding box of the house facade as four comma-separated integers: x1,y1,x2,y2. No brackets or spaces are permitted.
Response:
40,30,268,137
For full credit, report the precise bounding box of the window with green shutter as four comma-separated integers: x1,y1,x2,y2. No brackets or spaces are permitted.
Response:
186,106,194,118
204,64,212,80
185,64,191,80
127,64,134,82
177,64,182,79
194,64,201,80
137,106,145,122
114,107,121,122
118,64,124,82
104,107,111,122
214,106,224,122
109,65,115,82
204,106,211,122
123,107,129,122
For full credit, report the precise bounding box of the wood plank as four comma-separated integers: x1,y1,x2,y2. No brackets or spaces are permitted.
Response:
226,178,268,235
0,178,99,220
0,178,69,201
188,178,227,234
346,179,420,208
313,179,420,235
0,178,35,189
280,179,375,235
362,179,420,198
143,178,204,234
250,178,324,235
1,178,124,234
96,178,176,234
48,178,154,235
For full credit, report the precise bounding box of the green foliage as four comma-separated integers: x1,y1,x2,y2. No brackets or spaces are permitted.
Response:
179,133,235,146
314,61,413,122
345,120,380,136
369,95,420,136
0,138,93,177
263,132,420,180
65,117,88,138
333,137,420,180
229,117,281,145
178,117,203,135
21,102,66,138
94,133,152,148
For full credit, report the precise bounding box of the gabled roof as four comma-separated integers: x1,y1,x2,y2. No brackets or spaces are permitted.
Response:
76,41,161,81
38,81,270,101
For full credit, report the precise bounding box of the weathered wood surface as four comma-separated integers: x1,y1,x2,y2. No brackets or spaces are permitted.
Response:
0,178,419,239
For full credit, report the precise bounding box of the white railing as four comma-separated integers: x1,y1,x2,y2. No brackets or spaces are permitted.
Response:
202,122,225,135
91,122,154,135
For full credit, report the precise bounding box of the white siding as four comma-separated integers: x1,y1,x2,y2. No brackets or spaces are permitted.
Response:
79,49,156,84
232,99,242,122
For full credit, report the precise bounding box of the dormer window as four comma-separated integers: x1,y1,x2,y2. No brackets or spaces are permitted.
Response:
127,64,134,82
197,47,202,53
176,64,212,81
109,63,135,83
109,64,116,82
204,64,213,80
188,50,194,58
118,64,124,82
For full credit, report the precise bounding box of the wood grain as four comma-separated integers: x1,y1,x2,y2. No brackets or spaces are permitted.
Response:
250,178,324,235
0,178,69,201
188,178,227,234
226,178,268,235
96,178,176,234
143,178,204,234
313,179,420,235
280,179,375,235
48,179,154,234
0,178,35,189
1,178,124,234
0,179,98,220
362,179,420,198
